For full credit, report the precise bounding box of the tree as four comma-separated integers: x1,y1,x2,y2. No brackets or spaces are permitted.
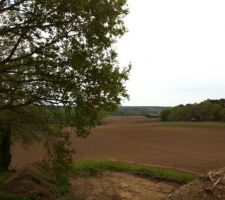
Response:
0,0,130,171
160,109,171,121
0,106,50,170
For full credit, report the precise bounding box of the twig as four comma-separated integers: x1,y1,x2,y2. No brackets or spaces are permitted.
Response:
211,178,221,191
208,172,213,182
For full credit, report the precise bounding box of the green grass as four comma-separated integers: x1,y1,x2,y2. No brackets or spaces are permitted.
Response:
150,121,225,128
72,160,196,183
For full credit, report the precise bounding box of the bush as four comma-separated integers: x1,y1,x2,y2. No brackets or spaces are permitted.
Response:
160,109,171,121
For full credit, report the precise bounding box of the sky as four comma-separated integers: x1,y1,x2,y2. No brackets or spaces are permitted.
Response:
117,0,225,106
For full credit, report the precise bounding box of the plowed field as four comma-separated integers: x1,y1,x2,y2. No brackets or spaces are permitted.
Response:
12,117,225,173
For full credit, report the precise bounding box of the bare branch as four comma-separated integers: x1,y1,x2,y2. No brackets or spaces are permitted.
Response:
0,99,34,111
1,33,24,63
0,33,69,71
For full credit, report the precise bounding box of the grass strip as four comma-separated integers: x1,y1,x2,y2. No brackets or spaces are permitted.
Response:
72,160,196,183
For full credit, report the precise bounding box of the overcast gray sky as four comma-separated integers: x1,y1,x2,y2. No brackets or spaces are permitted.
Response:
117,0,225,106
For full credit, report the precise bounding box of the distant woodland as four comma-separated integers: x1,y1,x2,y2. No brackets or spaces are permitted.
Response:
50,99,225,123
160,99,225,122
108,106,169,117
50,106,168,124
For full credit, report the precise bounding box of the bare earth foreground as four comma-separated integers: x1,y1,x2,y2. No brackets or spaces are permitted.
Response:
3,164,179,200
4,164,225,200
71,171,178,200
12,116,225,173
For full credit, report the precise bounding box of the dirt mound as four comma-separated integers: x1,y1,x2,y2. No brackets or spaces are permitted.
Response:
71,171,179,200
166,168,225,200
3,163,56,200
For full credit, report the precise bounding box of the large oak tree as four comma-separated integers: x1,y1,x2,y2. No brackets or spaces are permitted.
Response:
0,0,130,171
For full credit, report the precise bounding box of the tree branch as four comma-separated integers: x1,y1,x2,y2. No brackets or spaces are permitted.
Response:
1,33,24,64
0,0,26,13
0,99,34,111
0,33,70,71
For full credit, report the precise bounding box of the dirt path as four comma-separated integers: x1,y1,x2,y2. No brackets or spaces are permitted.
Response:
11,116,225,173
71,171,178,200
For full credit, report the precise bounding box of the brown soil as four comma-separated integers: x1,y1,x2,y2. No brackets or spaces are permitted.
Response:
4,163,225,200
2,163,179,200
11,116,225,173
71,171,178,200
3,164,56,200
166,167,225,200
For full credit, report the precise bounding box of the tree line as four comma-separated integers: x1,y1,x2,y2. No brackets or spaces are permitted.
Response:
109,106,169,117
160,99,225,122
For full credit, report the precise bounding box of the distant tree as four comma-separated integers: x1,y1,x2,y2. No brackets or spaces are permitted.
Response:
160,109,171,121
0,0,130,171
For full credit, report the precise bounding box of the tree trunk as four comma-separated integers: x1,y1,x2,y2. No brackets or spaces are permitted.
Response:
0,125,12,171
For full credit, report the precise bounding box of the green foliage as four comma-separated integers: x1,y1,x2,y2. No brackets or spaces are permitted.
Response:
160,109,171,121
72,160,196,183
160,99,225,122
57,177,71,195
2,106,51,144
0,0,130,125
48,106,106,127
43,126,74,186
208,99,225,108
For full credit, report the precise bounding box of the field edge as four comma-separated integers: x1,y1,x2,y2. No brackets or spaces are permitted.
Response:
72,160,197,184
